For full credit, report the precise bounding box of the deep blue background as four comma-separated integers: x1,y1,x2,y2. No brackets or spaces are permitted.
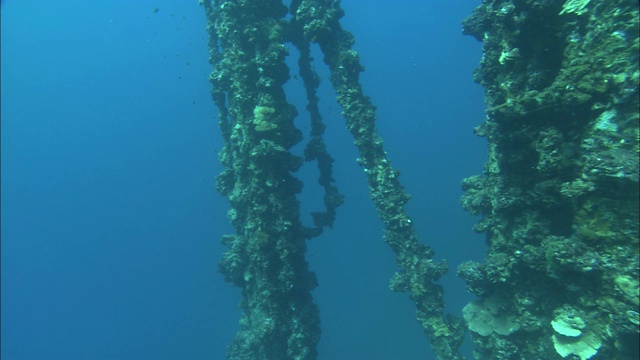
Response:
1,1,487,359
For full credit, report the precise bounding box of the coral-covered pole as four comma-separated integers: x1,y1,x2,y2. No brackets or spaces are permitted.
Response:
202,1,322,358
290,1,466,359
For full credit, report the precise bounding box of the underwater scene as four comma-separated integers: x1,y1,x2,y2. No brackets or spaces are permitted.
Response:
1,0,638,359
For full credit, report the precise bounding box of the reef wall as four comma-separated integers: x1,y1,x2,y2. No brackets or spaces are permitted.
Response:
459,0,639,359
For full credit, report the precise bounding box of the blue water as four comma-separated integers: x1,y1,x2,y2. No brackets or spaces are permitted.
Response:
1,1,487,359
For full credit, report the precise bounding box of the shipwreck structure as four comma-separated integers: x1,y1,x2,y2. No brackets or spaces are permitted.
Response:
202,0,639,359
460,0,639,359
